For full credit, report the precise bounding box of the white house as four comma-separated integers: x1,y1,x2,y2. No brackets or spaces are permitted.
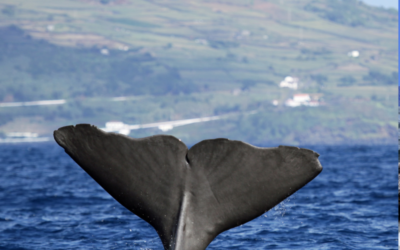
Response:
103,121,130,135
293,94,310,102
279,76,298,90
285,99,301,107
100,48,109,55
347,50,359,57
285,93,319,107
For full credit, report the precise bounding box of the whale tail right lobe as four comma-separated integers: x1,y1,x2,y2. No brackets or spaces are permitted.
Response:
54,124,322,250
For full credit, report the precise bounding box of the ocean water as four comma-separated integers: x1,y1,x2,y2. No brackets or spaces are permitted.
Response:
0,142,397,249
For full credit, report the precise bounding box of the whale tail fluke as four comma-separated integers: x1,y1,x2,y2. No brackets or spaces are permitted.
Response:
54,124,322,250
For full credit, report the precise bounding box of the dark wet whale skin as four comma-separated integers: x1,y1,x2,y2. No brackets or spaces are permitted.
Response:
54,124,322,250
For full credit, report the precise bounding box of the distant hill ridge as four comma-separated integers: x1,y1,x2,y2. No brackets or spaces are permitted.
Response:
0,0,397,145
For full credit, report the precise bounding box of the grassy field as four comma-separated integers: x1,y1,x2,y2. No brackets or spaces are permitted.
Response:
0,0,397,145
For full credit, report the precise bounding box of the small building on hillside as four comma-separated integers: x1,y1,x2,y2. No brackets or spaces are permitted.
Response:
348,50,359,58
293,93,310,102
285,93,320,107
279,76,298,90
103,121,130,135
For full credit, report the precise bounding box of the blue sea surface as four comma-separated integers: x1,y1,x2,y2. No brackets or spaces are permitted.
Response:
0,142,397,249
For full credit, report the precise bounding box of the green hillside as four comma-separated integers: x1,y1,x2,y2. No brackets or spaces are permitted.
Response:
0,0,397,145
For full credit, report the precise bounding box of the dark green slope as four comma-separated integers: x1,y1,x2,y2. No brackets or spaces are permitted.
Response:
0,26,196,102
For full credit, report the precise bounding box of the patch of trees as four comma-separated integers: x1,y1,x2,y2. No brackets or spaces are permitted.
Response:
338,75,356,86
363,70,398,86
